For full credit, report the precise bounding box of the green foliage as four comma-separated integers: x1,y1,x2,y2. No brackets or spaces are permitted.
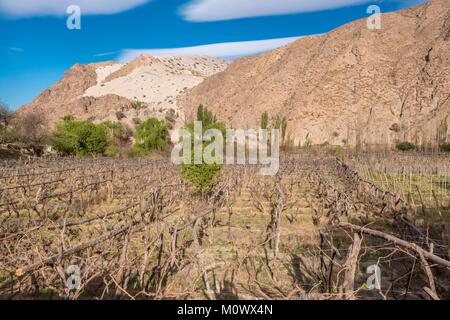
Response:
396,141,416,151
51,118,108,156
437,117,448,145
0,102,13,143
0,101,10,127
196,104,216,127
101,121,130,146
303,133,312,149
181,163,222,195
261,111,269,130
326,145,346,160
127,144,148,158
131,100,147,110
389,123,401,133
104,145,119,157
134,118,169,152
439,143,450,153
274,115,288,145
165,109,177,130
181,105,224,195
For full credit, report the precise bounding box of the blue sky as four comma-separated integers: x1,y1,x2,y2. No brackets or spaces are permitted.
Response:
0,0,425,109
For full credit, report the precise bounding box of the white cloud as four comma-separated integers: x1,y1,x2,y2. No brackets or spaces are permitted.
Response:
180,0,371,22
0,0,151,18
93,51,117,57
9,47,24,52
118,36,314,62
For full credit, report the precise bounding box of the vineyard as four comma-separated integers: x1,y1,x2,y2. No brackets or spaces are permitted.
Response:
0,154,449,300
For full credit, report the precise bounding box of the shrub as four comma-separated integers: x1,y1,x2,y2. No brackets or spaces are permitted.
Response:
115,111,126,120
180,105,224,195
181,163,222,195
0,104,17,143
274,115,287,145
127,144,148,158
104,145,119,157
389,123,401,133
3,112,49,154
260,111,268,130
134,118,169,152
196,104,216,127
131,100,146,110
101,121,130,145
50,131,79,156
51,118,108,156
396,142,416,151
165,109,177,130
439,143,450,153
0,101,10,127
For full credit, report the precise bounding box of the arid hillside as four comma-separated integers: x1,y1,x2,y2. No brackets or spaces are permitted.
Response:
16,55,229,131
180,0,450,147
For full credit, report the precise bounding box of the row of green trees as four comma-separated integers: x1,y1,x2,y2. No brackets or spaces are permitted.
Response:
260,111,289,146
396,141,450,152
50,106,224,196
51,116,169,157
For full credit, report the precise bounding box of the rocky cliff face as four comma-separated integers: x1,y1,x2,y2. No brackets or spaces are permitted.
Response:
180,0,450,147
16,55,229,131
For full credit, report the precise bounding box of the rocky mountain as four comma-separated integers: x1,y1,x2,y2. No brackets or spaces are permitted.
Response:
17,55,229,131
180,0,450,147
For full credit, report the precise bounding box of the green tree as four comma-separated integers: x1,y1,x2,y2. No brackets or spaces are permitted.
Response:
261,111,269,130
51,118,108,156
396,141,416,151
439,143,450,153
134,118,169,152
196,104,216,127
437,117,448,145
0,101,10,127
273,115,288,145
181,106,224,195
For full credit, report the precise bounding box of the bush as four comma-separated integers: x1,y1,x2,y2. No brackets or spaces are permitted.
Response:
396,142,416,151
127,144,148,158
104,145,119,157
439,143,450,153
261,111,268,130
131,100,147,110
51,118,108,156
115,111,126,120
180,105,224,195
165,109,177,130
134,118,169,152
0,101,10,128
196,104,216,127
2,112,49,155
101,121,130,145
389,123,401,133
181,163,222,195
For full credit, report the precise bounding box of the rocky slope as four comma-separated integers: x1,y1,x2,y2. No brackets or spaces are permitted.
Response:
180,0,450,147
17,55,229,131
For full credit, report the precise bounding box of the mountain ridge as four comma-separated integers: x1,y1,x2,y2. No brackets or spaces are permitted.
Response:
15,0,450,147
16,55,229,132
179,0,450,147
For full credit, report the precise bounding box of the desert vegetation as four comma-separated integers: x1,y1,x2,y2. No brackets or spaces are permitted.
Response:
180,106,225,195
0,149,448,300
